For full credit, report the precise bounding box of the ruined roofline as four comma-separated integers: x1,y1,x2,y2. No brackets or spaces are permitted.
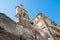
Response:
16,4,24,8
31,12,51,21
31,13,59,26
16,4,28,13
0,13,16,24
31,13,42,21
31,13,49,22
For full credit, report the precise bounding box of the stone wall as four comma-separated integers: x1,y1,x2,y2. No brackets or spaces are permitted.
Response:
0,13,58,40
0,29,20,40
0,13,17,34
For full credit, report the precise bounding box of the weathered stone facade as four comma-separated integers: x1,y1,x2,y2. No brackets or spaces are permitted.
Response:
0,4,60,40
0,13,17,33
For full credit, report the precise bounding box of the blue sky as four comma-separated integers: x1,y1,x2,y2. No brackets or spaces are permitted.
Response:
0,0,60,25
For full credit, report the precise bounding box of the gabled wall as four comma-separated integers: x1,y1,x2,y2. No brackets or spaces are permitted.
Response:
0,13,17,34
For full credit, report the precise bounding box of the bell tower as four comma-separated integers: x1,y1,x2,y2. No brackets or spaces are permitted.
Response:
16,4,29,26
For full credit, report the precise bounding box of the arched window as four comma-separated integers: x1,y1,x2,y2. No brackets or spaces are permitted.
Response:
23,13,25,17
30,22,34,25
37,17,39,19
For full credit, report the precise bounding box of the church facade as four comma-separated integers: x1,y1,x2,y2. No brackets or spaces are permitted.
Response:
0,4,60,40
